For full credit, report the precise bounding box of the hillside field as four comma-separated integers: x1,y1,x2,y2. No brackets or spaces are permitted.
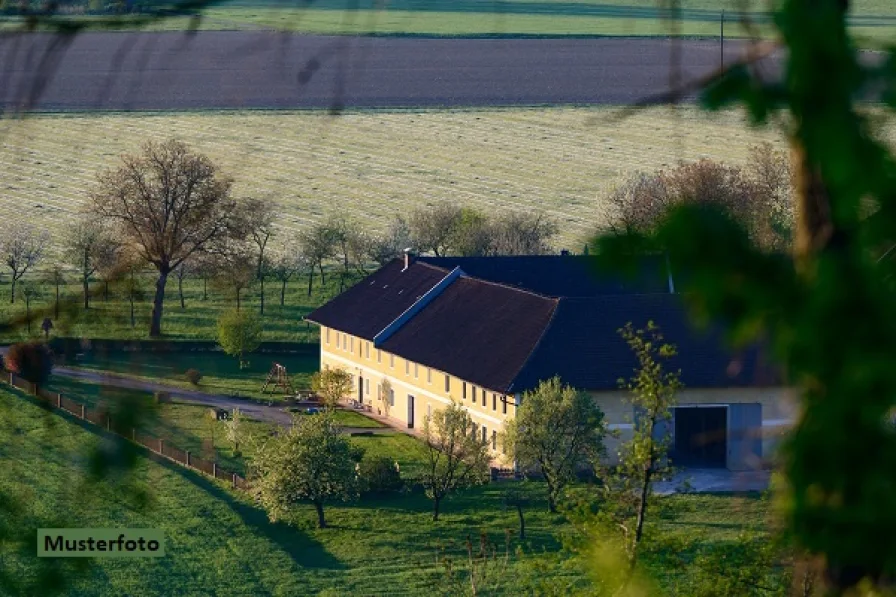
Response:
0,106,788,252
1,0,895,40
0,383,779,595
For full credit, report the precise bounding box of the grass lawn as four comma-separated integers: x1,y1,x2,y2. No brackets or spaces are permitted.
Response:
1,1,893,40
59,348,320,401
47,375,413,479
0,268,357,344
0,383,780,595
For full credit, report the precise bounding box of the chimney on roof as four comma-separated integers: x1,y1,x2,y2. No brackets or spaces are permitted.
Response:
402,248,413,272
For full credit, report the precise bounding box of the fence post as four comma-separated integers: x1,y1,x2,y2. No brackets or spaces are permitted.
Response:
8,372,12,385
56,393,62,408
212,462,217,478
80,404,85,419
106,416,111,432
158,438,164,455
232,473,237,488
30,383,36,395
186,451,191,467
132,428,136,441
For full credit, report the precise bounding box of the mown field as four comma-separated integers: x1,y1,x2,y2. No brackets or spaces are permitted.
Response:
0,383,778,596
0,106,789,253
2,0,895,40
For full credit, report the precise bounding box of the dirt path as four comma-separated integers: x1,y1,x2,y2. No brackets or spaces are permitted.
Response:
52,366,392,434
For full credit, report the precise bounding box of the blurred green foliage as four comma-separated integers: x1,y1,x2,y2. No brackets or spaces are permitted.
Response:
595,0,896,592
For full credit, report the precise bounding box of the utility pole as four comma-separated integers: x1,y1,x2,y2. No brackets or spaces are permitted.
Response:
720,10,725,69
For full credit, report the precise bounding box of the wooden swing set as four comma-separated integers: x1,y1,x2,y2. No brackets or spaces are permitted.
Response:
262,362,294,395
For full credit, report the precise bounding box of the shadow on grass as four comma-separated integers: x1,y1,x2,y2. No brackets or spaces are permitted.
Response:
11,387,345,572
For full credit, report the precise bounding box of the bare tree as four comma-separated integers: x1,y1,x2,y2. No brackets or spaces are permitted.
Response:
64,216,119,310
299,221,336,296
606,171,673,236
491,211,558,255
328,216,367,291
0,223,49,304
211,249,255,312
270,241,306,306
410,204,462,257
367,216,414,265
746,142,794,250
43,265,66,321
90,139,243,336
17,281,43,334
243,197,277,315
173,260,191,309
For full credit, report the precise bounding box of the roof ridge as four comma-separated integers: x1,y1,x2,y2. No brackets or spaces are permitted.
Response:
505,296,562,393
456,271,556,301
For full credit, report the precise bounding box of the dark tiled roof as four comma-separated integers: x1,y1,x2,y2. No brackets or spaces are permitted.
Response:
380,277,558,393
416,255,671,297
305,259,450,340
510,294,779,393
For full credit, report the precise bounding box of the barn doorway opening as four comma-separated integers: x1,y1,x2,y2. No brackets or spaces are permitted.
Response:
673,406,727,468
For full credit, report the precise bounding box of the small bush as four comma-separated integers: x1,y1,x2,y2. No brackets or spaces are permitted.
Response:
4,342,53,386
185,368,203,386
358,455,402,494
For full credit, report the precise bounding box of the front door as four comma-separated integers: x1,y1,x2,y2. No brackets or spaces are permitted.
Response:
358,376,364,404
408,395,415,429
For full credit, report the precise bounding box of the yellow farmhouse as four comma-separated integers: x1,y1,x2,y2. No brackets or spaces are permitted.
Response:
306,254,794,471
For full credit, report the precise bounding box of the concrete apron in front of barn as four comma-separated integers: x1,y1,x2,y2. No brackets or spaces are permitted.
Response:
653,468,771,495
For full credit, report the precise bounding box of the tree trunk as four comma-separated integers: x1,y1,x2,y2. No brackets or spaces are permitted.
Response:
545,478,558,513
25,299,30,333
314,501,327,529
103,279,109,302
432,497,441,521
235,288,241,312
149,270,169,338
178,276,185,309
10,276,16,304
633,466,653,557
319,263,326,286
307,269,314,297
202,277,208,301
280,279,287,306
83,275,89,310
54,283,60,320
517,505,526,540
259,275,265,315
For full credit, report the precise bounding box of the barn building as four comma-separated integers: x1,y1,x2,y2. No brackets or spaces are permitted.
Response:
305,253,793,471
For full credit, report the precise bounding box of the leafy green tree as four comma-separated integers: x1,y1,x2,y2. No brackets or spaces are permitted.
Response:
310,367,353,409
216,309,262,369
251,411,359,528
421,402,491,521
606,322,682,569
593,0,896,590
503,376,606,513
226,408,244,457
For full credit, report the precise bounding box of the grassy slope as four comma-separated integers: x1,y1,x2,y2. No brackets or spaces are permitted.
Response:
1,383,778,595
0,107,789,258
0,385,580,595
1,1,893,39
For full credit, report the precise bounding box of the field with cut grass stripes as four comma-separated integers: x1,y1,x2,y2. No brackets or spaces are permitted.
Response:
3,0,895,39
0,107,791,253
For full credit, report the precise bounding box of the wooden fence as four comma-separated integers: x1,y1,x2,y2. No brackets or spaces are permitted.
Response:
4,372,249,491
